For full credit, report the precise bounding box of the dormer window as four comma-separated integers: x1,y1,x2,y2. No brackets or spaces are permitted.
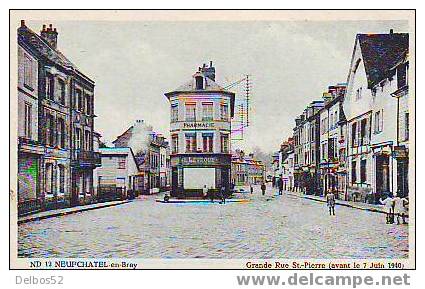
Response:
195,75,204,90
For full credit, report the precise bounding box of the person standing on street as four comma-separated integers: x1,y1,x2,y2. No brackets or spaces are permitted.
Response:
380,194,395,224
326,191,336,216
278,178,283,195
219,186,226,204
250,185,253,194
209,186,215,203
261,182,266,196
202,185,208,199
393,193,408,225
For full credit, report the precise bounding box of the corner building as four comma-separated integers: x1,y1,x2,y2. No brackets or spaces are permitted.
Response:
165,62,235,197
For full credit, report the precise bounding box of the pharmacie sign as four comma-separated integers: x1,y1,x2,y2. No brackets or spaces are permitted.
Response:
183,122,215,129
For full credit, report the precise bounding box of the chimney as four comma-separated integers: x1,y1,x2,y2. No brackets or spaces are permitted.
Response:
40,23,58,49
390,29,394,34
201,60,216,81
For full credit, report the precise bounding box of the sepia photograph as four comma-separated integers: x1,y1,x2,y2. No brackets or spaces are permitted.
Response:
9,10,415,271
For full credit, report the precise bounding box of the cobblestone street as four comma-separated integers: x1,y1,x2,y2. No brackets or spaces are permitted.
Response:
18,186,409,259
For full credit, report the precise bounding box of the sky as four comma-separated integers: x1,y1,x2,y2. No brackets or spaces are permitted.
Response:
26,20,408,153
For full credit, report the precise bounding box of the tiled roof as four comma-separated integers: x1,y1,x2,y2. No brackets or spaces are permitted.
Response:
357,33,408,88
173,73,227,92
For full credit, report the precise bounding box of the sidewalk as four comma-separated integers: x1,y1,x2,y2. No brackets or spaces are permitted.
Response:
285,190,388,214
18,200,130,224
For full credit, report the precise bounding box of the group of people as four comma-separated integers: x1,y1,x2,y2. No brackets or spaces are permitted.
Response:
202,185,226,204
380,193,409,225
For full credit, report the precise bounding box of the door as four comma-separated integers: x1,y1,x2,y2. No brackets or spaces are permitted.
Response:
376,155,390,195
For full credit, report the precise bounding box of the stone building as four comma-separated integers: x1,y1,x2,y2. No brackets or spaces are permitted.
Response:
17,21,100,214
164,62,235,197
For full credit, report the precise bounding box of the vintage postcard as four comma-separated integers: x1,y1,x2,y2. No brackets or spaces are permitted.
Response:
9,10,415,272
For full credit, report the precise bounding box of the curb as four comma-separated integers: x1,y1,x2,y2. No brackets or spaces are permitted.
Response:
18,200,131,224
286,192,387,214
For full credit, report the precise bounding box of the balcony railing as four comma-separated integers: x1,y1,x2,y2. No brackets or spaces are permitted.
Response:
72,150,101,167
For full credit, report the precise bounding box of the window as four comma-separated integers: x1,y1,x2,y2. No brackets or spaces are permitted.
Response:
58,165,65,195
351,161,357,184
76,89,83,111
185,133,197,152
185,103,196,121
85,130,91,151
355,87,362,100
351,122,357,147
118,157,126,169
220,133,229,153
404,112,409,141
195,76,204,90
171,104,178,122
46,74,55,100
75,128,82,150
57,117,66,148
24,102,32,139
202,133,213,152
45,163,53,195
360,159,367,183
46,113,55,146
374,110,383,133
220,103,229,121
202,102,213,121
85,94,91,115
23,55,33,88
360,118,367,145
58,79,66,105
171,135,178,154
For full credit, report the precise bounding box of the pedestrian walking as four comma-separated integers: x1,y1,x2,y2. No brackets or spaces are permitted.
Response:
250,185,253,194
209,186,215,203
202,185,208,199
393,193,408,225
219,186,226,204
278,178,283,195
326,191,336,216
261,182,266,196
380,194,395,224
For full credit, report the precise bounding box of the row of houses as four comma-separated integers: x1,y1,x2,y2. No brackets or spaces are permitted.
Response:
17,21,172,216
17,21,101,215
231,149,265,186
275,30,410,204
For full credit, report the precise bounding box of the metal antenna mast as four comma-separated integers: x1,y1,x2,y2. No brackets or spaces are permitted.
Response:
224,75,252,141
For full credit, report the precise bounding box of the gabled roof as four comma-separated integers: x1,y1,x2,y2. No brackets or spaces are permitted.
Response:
357,33,408,88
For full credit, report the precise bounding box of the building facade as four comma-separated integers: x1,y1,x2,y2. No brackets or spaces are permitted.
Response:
113,120,170,194
164,62,235,197
293,101,324,195
344,31,408,202
17,21,100,215
95,147,141,201
231,150,265,186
